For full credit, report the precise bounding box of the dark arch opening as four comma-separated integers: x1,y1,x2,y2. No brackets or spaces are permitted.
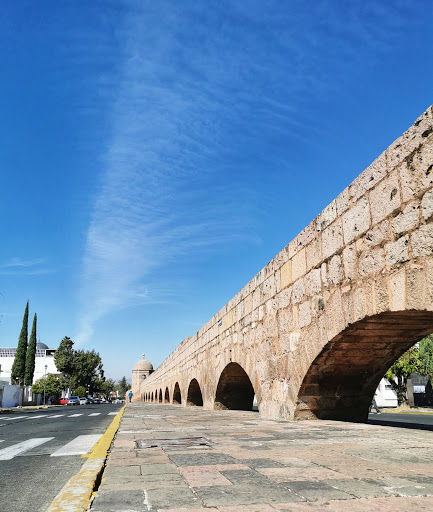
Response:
164,387,170,403
151,392,154,401
159,389,163,403
155,389,158,402
215,362,255,411
187,378,203,406
173,382,182,404
295,311,433,422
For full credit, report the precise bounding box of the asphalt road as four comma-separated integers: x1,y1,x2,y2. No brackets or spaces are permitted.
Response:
0,403,123,512
368,411,433,430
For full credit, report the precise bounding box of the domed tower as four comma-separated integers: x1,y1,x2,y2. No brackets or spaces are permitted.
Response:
131,354,153,401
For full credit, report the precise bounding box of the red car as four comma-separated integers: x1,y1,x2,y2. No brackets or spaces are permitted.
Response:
60,397,68,405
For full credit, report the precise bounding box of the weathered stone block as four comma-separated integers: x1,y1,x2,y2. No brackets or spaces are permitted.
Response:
386,235,409,265
336,187,350,216
298,301,311,328
422,188,433,221
342,196,371,245
399,138,433,202
280,260,292,290
392,201,420,235
322,219,343,260
292,248,306,281
370,171,401,225
349,151,387,202
342,244,356,281
407,268,426,310
292,278,304,304
316,200,337,232
328,254,344,285
306,237,322,269
411,224,433,258
304,268,322,296
359,248,385,276
389,270,406,311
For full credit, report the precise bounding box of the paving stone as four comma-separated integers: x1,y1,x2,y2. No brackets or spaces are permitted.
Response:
90,490,146,511
168,453,240,466
321,478,393,498
243,458,286,469
146,487,202,509
283,481,354,501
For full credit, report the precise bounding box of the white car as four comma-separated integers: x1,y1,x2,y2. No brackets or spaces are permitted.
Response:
67,396,80,406
79,397,90,405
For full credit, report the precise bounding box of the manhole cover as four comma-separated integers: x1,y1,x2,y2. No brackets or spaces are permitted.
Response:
135,436,211,448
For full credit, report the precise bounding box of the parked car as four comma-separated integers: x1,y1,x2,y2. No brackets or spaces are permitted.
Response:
79,397,90,405
60,397,68,405
67,396,80,406
92,398,101,404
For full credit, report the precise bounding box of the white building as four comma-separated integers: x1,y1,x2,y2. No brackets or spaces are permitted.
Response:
374,377,398,408
0,342,60,385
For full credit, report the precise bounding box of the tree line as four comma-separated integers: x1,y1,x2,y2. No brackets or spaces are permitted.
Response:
10,301,129,400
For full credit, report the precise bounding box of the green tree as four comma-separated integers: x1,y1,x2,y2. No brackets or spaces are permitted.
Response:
72,349,104,395
54,336,75,389
75,385,86,398
31,374,62,399
11,301,29,385
419,334,433,383
24,313,37,385
385,345,424,405
100,379,115,400
118,376,128,399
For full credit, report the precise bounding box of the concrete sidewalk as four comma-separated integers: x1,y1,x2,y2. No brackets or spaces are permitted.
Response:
90,403,433,511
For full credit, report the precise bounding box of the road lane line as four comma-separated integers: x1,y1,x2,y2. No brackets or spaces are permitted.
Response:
108,412,117,415
68,414,83,417
25,415,46,419
0,437,54,460
88,413,101,416
47,414,65,419
2,416,28,420
50,434,102,457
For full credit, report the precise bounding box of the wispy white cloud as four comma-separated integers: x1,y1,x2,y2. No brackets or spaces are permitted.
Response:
0,258,52,275
76,2,412,345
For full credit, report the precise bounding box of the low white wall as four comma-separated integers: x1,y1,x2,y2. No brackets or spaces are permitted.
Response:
1,385,23,408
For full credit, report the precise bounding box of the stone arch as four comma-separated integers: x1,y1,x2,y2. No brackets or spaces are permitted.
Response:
151,392,154,402
173,382,182,404
155,389,158,402
215,362,255,411
295,310,433,422
164,387,170,403
187,378,203,406
159,389,163,403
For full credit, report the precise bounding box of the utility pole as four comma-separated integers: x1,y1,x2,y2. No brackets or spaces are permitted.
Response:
43,364,48,406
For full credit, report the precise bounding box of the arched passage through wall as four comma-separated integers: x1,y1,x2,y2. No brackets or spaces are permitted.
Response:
164,387,170,403
214,362,255,411
151,392,154,402
173,382,181,404
187,378,203,406
295,311,433,422
159,389,163,403
155,390,158,402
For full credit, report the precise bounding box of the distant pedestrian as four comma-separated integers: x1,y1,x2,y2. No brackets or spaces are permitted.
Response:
369,396,381,414
128,391,133,403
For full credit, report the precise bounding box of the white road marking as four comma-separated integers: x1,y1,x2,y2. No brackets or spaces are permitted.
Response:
50,434,102,457
47,414,65,419
2,416,28,420
25,415,46,419
88,413,101,417
108,412,117,415
0,440,4,443
68,414,83,417
0,438,54,460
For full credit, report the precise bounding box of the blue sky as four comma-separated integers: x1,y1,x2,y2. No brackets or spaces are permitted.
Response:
1,1,432,382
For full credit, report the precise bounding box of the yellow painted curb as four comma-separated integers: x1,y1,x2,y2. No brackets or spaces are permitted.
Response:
46,405,126,512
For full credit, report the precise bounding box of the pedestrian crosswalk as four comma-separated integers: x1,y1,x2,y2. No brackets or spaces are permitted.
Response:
0,412,109,421
0,434,103,460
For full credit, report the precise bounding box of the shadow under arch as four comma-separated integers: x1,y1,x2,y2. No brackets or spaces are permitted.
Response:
155,389,158,402
151,392,154,402
215,362,255,411
164,387,170,403
173,382,182,404
187,378,203,406
295,310,433,422
159,389,163,403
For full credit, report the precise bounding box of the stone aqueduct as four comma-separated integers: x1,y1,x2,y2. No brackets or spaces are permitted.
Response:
133,105,433,422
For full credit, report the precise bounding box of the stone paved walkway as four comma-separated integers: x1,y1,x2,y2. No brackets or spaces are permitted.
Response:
90,403,433,511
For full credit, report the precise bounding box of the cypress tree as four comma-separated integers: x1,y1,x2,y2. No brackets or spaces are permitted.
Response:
11,301,29,386
24,313,37,385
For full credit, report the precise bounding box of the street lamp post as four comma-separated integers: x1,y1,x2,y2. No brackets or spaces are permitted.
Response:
43,364,48,406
